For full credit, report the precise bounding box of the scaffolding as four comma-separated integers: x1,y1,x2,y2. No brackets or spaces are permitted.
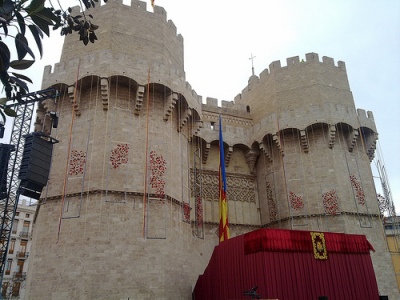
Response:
374,142,400,252
0,89,58,289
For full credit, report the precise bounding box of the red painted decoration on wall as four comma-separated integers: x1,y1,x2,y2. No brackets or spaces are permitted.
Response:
110,143,129,169
149,150,166,200
196,196,203,227
350,174,365,206
266,181,277,221
183,202,191,222
289,191,304,210
68,150,86,176
322,189,339,215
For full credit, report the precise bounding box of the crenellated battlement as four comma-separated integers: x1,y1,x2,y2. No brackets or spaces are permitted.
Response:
356,108,377,132
200,53,349,110
58,0,184,75
261,53,346,76
42,1,193,108
68,0,183,44
202,97,249,117
240,53,347,99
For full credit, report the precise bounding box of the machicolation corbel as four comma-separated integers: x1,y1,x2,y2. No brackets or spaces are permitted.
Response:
100,78,109,111
179,108,192,131
328,125,336,148
225,146,233,168
245,149,259,174
259,142,273,163
202,143,210,164
134,85,145,115
347,129,359,152
68,85,81,116
163,92,178,121
273,134,284,156
300,130,309,153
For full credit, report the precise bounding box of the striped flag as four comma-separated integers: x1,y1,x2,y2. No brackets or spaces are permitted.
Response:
151,0,155,8
219,115,230,242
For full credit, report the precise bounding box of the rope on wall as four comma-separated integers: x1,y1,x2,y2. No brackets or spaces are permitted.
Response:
290,127,309,227
167,85,174,234
56,59,81,242
82,76,101,239
142,69,151,238
42,86,62,205
307,124,325,229
63,75,95,219
275,116,292,229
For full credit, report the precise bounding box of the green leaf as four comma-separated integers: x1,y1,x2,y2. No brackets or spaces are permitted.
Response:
90,23,99,30
25,0,45,14
1,21,8,36
29,24,43,38
10,76,29,92
15,33,28,60
30,7,58,30
0,41,10,71
10,60,35,70
89,31,97,43
0,109,6,124
0,97,8,105
28,24,43,58
82,0,90,9
15,33,35,60
15,11,26,35
30,14,50,36
4,106,17,117
0,0,15,15
11,72,32,83
38,7,59,24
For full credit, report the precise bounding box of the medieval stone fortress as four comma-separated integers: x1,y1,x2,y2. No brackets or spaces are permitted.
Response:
21,0,398,299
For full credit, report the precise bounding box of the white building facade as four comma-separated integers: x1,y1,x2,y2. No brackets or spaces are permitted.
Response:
1,200,36,299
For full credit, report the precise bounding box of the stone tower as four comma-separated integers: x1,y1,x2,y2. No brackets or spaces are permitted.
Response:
25,1,398,299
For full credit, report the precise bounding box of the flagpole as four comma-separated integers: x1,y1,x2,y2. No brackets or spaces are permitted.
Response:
218,114,230,242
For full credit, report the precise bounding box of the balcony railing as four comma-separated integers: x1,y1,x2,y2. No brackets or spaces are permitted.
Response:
16,251,29,259
13,272,26,281
19,231,30,239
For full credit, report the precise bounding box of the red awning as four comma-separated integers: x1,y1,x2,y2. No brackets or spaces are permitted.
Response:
193,229,379,300
244,228,375,255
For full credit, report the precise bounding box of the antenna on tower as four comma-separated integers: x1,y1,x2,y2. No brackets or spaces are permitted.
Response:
249,53,256,76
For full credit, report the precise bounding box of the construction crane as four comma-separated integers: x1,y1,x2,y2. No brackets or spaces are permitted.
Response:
0,88,59,290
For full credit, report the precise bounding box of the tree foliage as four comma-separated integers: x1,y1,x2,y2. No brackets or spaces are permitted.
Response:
0,0,103,124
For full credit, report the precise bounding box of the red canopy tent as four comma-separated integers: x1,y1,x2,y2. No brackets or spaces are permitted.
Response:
193,228,380,300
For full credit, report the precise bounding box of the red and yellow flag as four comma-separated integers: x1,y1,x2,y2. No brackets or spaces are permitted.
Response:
151,0,155,8
219,115,230,242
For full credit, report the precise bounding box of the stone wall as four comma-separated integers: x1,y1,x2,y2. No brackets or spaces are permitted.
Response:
25,0,399,298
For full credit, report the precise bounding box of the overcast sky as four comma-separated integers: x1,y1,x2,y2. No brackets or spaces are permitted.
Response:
149,0,400,213
2,0,399,211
